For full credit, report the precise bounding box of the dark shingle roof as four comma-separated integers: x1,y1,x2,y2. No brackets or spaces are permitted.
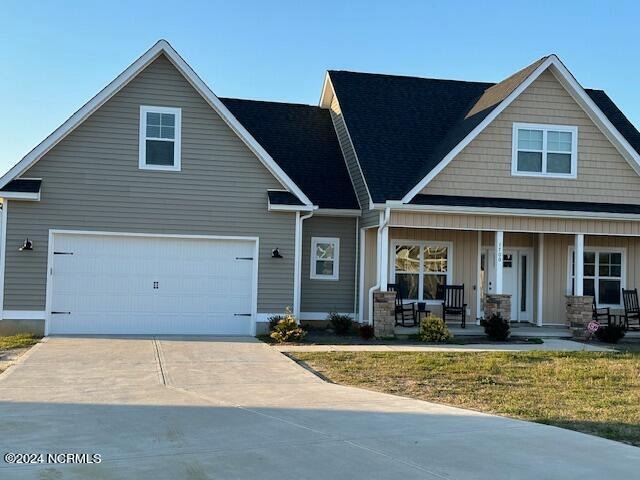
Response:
220,98,358,210
329,65,640,203
267,190,305,206
411,194,640,215
0,179,41,193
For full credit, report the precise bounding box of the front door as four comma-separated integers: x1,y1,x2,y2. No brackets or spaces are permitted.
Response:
484,248,533,322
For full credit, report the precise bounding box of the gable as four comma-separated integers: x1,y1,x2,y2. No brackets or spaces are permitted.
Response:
421,69,640,204
21,54,287,198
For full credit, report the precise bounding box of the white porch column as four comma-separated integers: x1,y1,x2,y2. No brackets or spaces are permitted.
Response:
494,231,504,294
537,233,544,326
575,233,585,296
476,230,482,324
379,221,390,291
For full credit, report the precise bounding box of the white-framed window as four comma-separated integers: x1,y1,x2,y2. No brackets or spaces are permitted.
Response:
310,237,340,280
512,123,577,178
567,247,625,307
139,105,182,171
390,240,452,303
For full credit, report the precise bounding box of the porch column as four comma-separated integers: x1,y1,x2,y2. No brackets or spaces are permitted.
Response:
494,231,504,294
575,234,584,296
379,222,390,291
537,233,544,326
476,230,482,324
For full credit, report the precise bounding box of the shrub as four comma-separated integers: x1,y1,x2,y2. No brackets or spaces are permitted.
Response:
481,313,510,341
327,312,353,335
595,324,626,344
359,324,375,340
269,309,306,343
268,314,285,331
419,314,453,342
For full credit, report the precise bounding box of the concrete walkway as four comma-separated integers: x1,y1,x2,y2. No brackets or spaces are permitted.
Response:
0,337,637,479
275,338,615,353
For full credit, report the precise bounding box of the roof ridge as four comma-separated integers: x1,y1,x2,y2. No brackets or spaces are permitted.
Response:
219,97,322,109
328,69,495,86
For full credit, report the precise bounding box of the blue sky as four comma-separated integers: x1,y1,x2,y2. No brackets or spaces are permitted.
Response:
1,0,639,174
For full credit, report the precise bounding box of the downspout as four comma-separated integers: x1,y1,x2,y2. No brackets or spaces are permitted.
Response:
368,207,391,325
293,210,314,322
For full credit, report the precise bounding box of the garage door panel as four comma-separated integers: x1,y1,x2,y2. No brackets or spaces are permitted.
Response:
49,233,256,335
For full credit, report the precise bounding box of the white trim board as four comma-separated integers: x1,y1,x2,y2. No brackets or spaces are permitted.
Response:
300,312,356,321
0,40,312,207
401,55,640,203
2,311,46,321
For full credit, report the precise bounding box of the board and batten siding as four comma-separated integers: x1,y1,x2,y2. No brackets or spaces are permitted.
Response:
422,69,640,204
4,54,296,314
301,215,357,314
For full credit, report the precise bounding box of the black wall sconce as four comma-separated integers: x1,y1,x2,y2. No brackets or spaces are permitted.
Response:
19,238,33,251
271,248,283,259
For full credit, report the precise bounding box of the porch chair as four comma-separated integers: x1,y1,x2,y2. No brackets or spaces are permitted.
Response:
387,283,417,327
592,297,612,326
622,288,640,330
441,284,467,328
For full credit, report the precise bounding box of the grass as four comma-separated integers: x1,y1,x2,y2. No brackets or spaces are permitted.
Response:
0,333,40,351
292,351,640,446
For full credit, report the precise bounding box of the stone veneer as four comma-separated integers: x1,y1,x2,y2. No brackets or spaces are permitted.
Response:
373,291,396,338
484,294,512,322
566,295,594,339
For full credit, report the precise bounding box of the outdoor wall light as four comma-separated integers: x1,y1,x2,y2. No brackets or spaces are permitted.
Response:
271,248,283,259
19,237,33,251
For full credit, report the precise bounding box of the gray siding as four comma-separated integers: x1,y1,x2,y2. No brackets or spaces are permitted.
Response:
329,95,370,210
5,54,296,313
301,215,357,313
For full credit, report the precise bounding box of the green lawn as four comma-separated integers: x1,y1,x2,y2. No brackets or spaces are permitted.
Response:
291,351,640,446
0,333,40,351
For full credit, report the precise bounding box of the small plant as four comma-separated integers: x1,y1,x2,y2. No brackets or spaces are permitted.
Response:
595,324,626,344
327,312,353,335
268,314,285,331
359,324,375,340
419,314,453,342
269,308,306,343
481,313,510,341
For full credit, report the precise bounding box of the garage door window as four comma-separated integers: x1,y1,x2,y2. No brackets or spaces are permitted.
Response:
139,105,182,171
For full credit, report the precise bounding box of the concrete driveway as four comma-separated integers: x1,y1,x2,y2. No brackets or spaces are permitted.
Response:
0,337,637,479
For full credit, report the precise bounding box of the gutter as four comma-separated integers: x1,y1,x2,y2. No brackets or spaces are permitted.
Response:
368,207,390,326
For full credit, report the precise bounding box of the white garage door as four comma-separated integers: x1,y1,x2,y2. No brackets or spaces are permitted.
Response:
48,233,257,335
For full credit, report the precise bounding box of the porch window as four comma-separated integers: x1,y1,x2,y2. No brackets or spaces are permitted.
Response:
392,241,451,302
310,237,339,280
512,123,577,178
569,248,624,306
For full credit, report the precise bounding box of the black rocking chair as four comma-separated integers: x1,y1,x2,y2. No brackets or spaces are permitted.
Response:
441,284,467,328
622,288,640,330
592,297,612,326
388,283,416,327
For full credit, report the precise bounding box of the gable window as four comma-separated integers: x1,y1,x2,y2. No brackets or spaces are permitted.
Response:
391,241,452,302
139,106,182,171
310,237,340,280
512,123,577,178
568,247,625,306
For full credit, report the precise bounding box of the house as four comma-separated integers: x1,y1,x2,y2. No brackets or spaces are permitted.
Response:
1,40,640,336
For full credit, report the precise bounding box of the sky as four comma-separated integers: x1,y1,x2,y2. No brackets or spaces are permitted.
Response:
1,0,639,174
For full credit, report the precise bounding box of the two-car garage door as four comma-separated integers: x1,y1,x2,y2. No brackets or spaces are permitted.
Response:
48,232,257,335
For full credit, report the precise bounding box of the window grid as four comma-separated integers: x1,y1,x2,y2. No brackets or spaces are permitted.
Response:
512,123,577,178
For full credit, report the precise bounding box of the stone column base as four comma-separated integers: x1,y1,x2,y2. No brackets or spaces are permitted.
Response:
373,291,396,338
566,295,594,339
485,294,512,322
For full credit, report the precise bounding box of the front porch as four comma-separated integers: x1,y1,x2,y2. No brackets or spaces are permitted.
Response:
362,209,640,332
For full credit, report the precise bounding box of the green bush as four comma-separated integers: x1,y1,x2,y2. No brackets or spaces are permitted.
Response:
327,312,353,335
269,309,306,343
359,324,375,340
481,313,510,341
595,324,626,343
419,314,453,342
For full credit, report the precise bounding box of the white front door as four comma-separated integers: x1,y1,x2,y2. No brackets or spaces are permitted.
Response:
48,232,257,335
485,248,533,322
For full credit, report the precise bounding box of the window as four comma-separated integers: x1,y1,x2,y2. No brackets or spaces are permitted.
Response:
139,106,182,171
512,123,577,178
569,248,624,306
310,237,339,280
391,241,452,302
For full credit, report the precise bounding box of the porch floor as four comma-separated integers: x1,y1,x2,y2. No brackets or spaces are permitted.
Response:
396,322,640,339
